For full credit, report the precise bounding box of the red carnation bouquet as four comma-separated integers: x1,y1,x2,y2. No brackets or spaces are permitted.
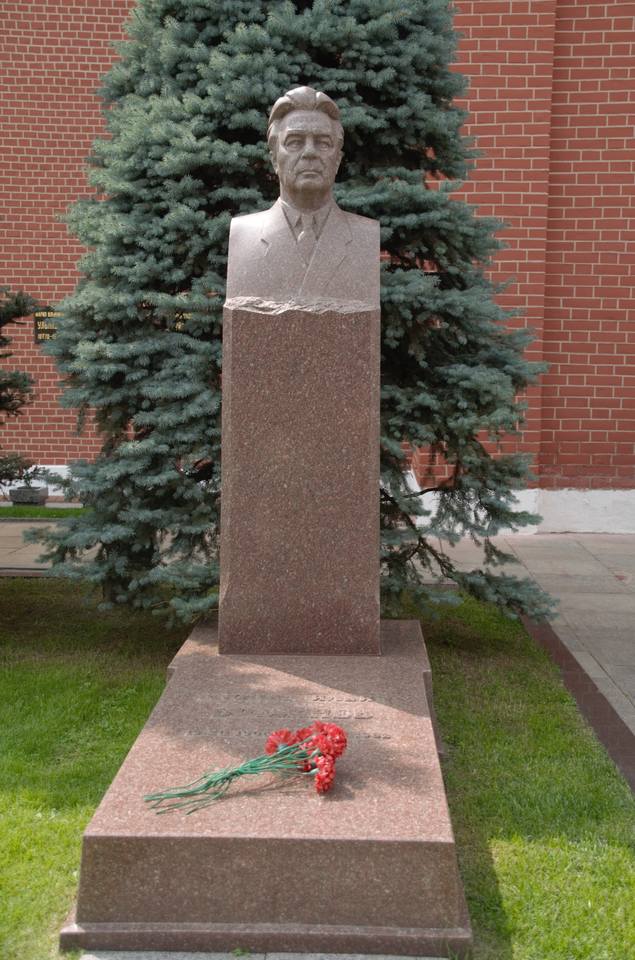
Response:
144,721,347,814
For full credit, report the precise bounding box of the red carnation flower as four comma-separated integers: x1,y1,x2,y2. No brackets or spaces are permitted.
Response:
294,725,315,743
264,728,297,754
309,721,347,759
315,754,336,794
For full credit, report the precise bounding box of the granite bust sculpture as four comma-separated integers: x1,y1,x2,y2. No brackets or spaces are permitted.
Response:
225,86,380,305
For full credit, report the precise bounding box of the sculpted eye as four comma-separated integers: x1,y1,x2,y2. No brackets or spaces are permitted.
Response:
285,137,303,149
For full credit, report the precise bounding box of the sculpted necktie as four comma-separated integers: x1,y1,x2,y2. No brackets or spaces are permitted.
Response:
296,213,317,266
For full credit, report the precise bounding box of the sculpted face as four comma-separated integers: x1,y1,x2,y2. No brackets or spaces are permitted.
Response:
271,110,342,210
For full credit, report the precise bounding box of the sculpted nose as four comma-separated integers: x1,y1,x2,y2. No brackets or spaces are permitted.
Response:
301,137,318,157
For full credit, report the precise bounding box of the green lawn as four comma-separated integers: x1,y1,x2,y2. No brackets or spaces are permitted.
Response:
1,581,634,960
0,579,189,960
0,506,85,519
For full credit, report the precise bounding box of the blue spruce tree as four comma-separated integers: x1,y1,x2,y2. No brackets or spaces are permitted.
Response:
37,0,550,621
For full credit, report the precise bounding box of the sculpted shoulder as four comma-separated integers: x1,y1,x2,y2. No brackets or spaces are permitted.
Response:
228,207,272,243
340,209,380,240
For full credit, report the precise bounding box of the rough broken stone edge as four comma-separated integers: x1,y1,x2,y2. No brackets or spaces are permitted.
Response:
224,296,377,315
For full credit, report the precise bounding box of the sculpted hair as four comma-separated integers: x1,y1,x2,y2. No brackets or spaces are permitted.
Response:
267,86,344,156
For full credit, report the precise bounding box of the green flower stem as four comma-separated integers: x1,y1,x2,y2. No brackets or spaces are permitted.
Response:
144,740,317,814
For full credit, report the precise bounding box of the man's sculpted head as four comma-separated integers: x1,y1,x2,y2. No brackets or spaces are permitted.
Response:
267,87,343,211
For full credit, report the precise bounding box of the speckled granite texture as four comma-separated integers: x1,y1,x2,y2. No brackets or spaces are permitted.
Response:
218,301,381,655
60,621,471,956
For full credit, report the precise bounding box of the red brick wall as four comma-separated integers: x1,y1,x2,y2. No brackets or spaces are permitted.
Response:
540,1,635,489
1,0,634,488
0,0,133,462
412,0,557,487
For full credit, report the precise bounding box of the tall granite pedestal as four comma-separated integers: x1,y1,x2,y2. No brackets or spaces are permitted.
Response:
219,297,380,655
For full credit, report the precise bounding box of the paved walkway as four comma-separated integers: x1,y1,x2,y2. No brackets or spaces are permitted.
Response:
0,519,53,571
447,533,635,739
1,520,633,765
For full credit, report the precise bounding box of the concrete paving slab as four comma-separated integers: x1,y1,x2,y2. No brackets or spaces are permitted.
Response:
0,521,66,569
528,574,631,595
579,535,635,552
4,542,49,558
595,662,635,682
510,537,589,550
444,549,487,565
611,568,635,579
556,593,635,613
569,650,610,680
2,548,48,565
2,543,42,554
594,549,635,562
450,562,523,576
512,557,610,577
560,624,635,645
599,562,635,578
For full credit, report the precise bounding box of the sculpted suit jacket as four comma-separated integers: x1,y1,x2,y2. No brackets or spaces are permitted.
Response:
225,198,380,305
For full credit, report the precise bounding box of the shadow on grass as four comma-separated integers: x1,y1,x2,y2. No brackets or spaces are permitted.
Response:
0,577,188,664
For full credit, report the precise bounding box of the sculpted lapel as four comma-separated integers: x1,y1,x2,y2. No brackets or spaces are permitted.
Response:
299,205,352,298
252,200,357,302
259,200,307,293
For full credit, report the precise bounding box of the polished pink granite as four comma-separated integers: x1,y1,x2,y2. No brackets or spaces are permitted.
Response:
218,299,380,655
60,620,471,956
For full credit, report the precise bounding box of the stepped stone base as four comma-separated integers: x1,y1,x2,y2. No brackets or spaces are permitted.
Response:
60,620,472,957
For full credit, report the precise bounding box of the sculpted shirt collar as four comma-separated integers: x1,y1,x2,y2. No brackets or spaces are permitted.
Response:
280,198,334,240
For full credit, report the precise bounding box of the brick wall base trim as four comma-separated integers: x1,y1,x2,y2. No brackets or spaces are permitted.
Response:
524,489,635,536
409,476,635,536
